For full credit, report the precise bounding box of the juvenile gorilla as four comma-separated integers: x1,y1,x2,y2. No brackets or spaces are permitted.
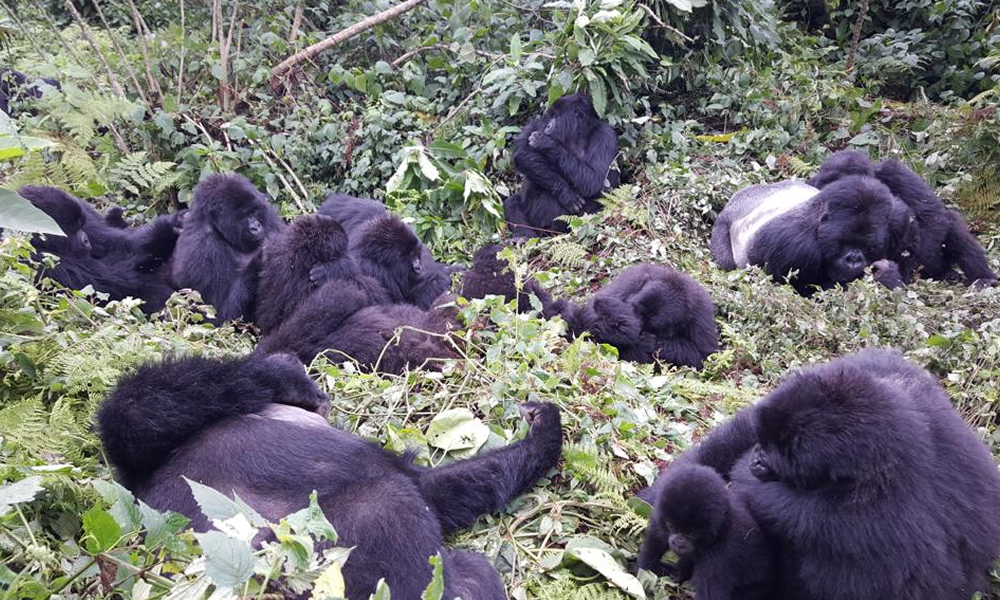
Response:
317,194,452,308
171,174,284,321
639,349,1000,600
19,186,180,313
710,176,913,294
255,214,354,334
461,244,550,312
97,354,563,600
637,465,773,600
257,277,458,374
547,264,719,368
0,67,59,117
505,93,618,237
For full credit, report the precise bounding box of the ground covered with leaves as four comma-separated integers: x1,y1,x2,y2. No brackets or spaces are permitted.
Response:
2,0,1000,599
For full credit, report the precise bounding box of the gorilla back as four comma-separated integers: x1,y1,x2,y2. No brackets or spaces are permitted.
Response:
98,355,563,600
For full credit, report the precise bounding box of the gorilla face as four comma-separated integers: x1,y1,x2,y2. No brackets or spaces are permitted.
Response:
544,93,599,140
213,195,269,253
657,465,732,553
815,176,898,284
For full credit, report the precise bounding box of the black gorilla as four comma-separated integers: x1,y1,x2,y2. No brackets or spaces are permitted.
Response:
258,277,459,374
505,93,618,237
461,244,550,312
711,176,914,294
0,68,59,117
171,174,284,321
639,349,1000,600
19,186,180,313
97,354,563,600
546,264,719,368
805,149,875,189
317,194,452,308
255,214,353,334
637,465,773,600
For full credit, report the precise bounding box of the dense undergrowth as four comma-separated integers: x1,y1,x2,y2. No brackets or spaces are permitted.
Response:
1,0,1000,598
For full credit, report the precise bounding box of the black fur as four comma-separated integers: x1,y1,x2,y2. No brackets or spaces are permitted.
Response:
547,264,719,368
0,67,59,117
317,194,452,308
255,214,353,334
461,244,551,312
711,176,917,295
258,278,459,374
640,349,1000,600
874,159,997,286
97,355,563,600
505,93,618,237
171,174,284,321
637,465,773,600
806,150,876,189
19,186,179,313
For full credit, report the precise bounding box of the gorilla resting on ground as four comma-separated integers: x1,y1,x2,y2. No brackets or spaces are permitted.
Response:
316,194,453,309
257,276,459,374
710,176,912,294
460,243,551,312
255,214,354,334
505,93,618,237
637,348,1000,600
19,186,181,313
171,174,284,321
545,264,719,368
637,465,773,600
97,354,563,600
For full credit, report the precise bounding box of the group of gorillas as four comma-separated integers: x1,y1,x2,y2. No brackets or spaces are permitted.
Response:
8,89,1000,600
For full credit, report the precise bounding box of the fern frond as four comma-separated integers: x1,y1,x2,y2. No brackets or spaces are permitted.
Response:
563,441,624,494
108,152,180,196
548,240,588,269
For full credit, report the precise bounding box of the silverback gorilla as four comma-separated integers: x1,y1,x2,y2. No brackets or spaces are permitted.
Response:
505,93,618,237
171,174,284,321
638,349,1000,600
97,354,563,600
546,264,719,368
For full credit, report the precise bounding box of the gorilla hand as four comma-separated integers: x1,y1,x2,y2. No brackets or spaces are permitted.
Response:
528,131,557,150
871,259,904,290
558,190,586,214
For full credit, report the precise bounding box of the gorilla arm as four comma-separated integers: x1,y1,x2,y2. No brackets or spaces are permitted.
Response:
513,119,585,213
536,124,618,199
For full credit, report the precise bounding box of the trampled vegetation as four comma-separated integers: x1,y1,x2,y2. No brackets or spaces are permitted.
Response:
1,0,999,599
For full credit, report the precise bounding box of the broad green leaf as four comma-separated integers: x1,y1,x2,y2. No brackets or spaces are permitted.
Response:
510,34,522,63
0,189,65,235
0,476,44,517
92,480,142,531
416,150,440,182
567,544,645,599
425,408,490,454
586,74,608,116
285,491,338,543
368,579,391,600
184,477,266,527
661,0,693,11
579,47,597,67
383,91,406,105
387,153,415,192
311,562,346,599
194,530,256,588
82,506,122,553
421,553,444,600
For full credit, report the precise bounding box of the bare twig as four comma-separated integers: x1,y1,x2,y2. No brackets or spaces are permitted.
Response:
63,0,127,98
270,0,429,90
177,0,186,105
390,43,503,68
289,3,304,44
2,5,49,61
637,3,694,43
245,137,308,213
123,0,163,104
90,0,150,105
846,0,871,73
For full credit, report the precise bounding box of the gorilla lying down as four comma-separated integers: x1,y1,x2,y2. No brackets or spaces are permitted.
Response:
638,348,1000,600
97,353,563,600
19,185,183,313
545,264,719,368
256,214,460,373
712,152,996,294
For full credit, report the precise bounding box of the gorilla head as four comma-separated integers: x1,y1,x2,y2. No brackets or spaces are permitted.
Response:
191,174,280,254
657,465,732,557
807,150,876,189
542,93,600,140
352,215,428,302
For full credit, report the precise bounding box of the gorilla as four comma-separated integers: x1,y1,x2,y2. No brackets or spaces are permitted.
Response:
171,174,284,322
97,353,563,600
257,277,458,374
546,264,719,368
637,465,773,600
0,67,59,117
805,149,875,189
638,349,1000,600
255,214,354,334
316,194,452,309
711,176,914,295
19,186,180,313
460,244,550,312
505,93,618,238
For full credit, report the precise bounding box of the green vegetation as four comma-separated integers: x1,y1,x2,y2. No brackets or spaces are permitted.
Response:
1,0,999,598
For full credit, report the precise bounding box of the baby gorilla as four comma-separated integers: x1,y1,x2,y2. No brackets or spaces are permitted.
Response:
637,465,773,600
547,264,719,368
97,354,563,600
460,244,551,312
711,176,913,295
257,276,458,374
255,214,354,334
171,174,284,321
317,194,452,308
640,348,1000,600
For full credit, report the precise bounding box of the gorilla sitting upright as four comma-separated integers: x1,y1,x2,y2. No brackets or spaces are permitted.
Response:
97,353,563,600
711,175,914,294
505,93,618,238
316,194,452,308
546,264,719,368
